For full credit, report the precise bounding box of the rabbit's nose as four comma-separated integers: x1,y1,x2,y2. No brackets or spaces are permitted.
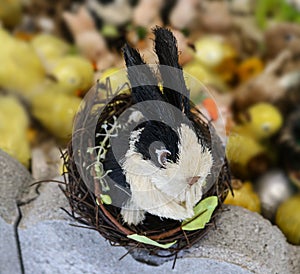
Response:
187,176,200,186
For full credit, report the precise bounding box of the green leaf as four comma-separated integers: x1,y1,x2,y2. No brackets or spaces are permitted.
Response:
96,194,112,205
100,194,112,205
182,196,218,231
127,234,177,249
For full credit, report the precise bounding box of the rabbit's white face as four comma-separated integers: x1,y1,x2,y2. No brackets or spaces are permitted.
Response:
121,123,213,225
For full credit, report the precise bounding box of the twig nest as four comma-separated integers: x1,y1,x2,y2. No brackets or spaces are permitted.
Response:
64,27,231,256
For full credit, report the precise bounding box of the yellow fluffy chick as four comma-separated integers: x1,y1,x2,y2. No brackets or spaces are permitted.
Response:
224,181,261,213
233,103,283,141
226,133,268,178
30,33,71,68
31,87,81,142
50,56,94,96
193,36,238,84
276,194,300,245
0,95,31,167
0,0,22,28
237,57,264,83
227,103,282,178
194,36,236,69
183,61,227,103
99,67,128,94
0,28,45,98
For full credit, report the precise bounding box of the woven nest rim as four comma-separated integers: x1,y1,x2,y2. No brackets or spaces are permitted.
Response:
63,83,232,256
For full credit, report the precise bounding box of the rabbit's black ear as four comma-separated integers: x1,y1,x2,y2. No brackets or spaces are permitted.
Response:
122,44,163,103
153,27,190,114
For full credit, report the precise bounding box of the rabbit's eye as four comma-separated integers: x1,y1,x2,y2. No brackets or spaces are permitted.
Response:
156,149,171,166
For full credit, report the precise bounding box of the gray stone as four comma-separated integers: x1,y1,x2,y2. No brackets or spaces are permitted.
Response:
18,204,300,273
0,149,34,224
0,216,22,274
185,205,299,274
19,176,70,227
19,220,251,274
188,205,300,274
31,142,62,181
289,245,300,274
130,205,300,274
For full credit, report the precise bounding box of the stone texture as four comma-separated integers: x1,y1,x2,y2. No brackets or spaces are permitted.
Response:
18,220,251,274
19,176,70,227
184,205,300,274
0,149,34,224
289,245,300,274
18,205,300,274
31,142,62,181
130,205,300,274
0,216,22,274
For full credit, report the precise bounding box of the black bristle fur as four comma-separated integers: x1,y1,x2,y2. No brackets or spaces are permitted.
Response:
153,27,190,114
122,44,163,103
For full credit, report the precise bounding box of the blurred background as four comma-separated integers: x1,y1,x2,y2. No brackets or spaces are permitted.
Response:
0,0,299,245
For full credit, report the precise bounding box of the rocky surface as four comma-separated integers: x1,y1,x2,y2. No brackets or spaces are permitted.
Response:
19,184,300,274
0,216,22,274
19,220,253,274
0,149,35,224
18,203,300,274
19,178,69,227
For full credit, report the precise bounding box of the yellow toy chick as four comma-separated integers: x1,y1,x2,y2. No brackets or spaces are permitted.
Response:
0,0,22,28
237,57,264,83
30,33,72,68
0,29,93,99
193,36,237,84
276,194,300,245
98,67,128,95
49,56,94,96
0,95,31,168
31,86,82,142
194,36,236,69
232,103,283,140
0,28,45,99
183,61,227,102
31,34,96,97
226,103,283,178
224,181,261,213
